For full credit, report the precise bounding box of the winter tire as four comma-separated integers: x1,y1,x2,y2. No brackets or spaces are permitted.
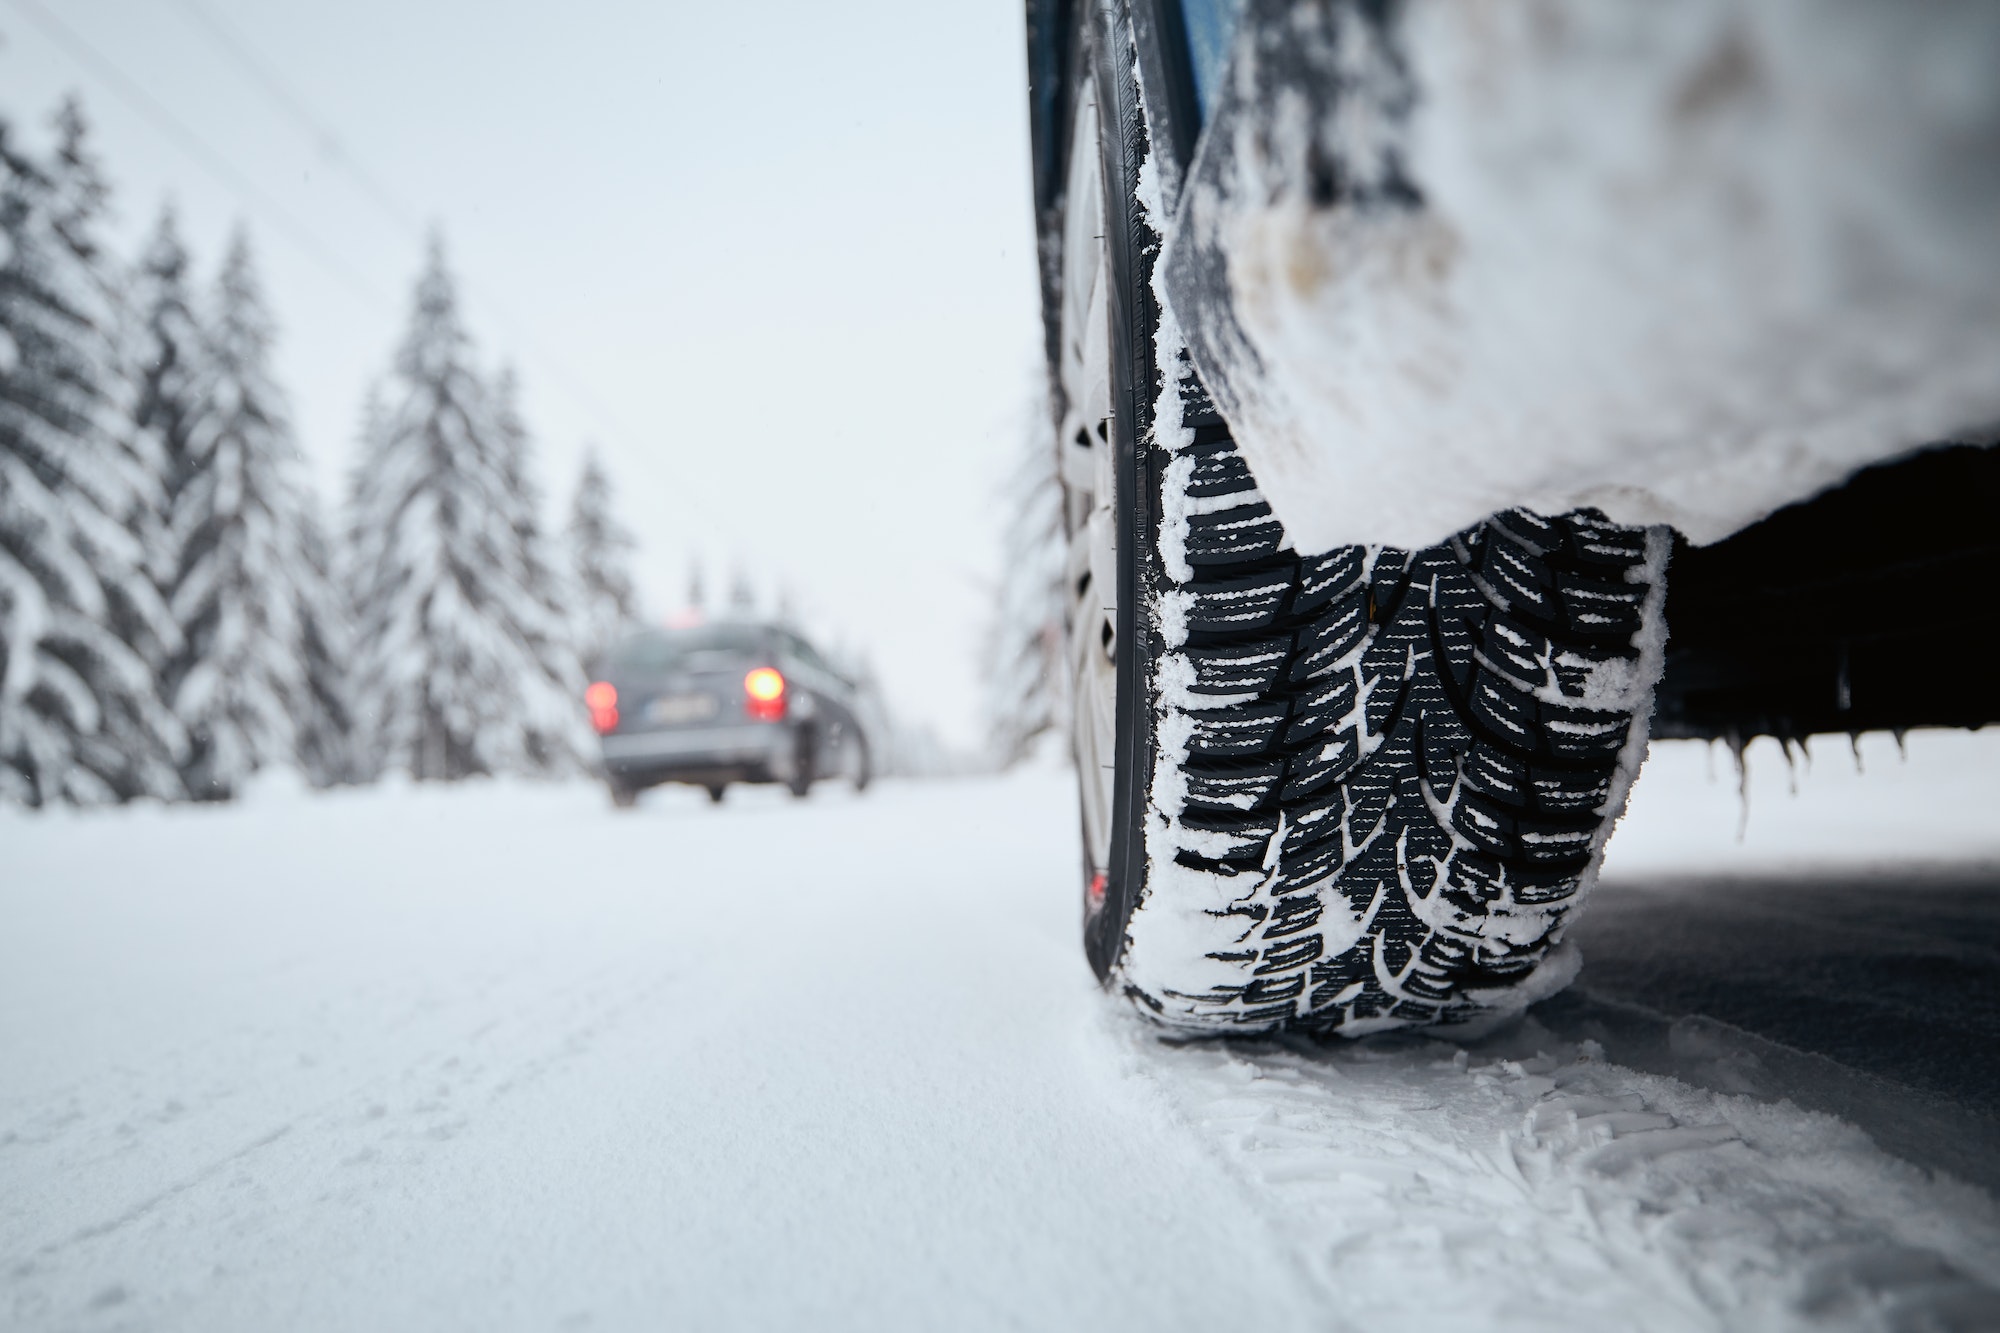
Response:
851,734,873,793
706,784,727,805
788,729,815,799
608,780,638,810
1052,1,1669,1034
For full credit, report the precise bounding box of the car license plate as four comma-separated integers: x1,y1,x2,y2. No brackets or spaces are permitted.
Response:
647,693,717,724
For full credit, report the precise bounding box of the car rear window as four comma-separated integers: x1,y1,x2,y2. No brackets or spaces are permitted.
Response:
611,626,768,674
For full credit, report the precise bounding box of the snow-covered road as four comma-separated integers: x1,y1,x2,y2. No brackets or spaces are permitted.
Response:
4,736,1998,1331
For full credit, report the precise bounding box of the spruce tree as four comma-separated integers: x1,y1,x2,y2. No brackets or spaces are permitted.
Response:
0,99,183,805
161,227,311,798
983,401,1069,766
294,492,353,788
490,365,586,771
727,568,757,618
132,205,205,595
566,448,637,666
345,238,587,781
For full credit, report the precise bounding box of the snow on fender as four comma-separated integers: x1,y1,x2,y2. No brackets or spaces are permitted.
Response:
1163,0,2000,554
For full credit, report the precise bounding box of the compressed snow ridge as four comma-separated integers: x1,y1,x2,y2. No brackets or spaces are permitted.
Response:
1107,1012,2000,1332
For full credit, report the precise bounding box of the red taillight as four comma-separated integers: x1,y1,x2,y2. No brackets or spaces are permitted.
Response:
586,681,619,734
743,666,786,721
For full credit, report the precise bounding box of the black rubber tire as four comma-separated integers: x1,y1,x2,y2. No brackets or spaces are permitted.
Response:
608,781,638,810
788,728,816,799
852,733,872,793
706,783,727,804
1067,0,1165,983
1055,1,1669,1034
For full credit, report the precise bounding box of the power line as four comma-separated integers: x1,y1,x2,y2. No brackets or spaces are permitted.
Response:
163,0,632,445
168,0,422,236
0,0,387,309
6,0,632,451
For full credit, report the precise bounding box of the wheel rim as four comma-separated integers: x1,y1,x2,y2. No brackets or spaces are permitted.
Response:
1058,76,1120,907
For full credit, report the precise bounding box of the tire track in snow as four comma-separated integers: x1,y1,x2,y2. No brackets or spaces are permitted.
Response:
1106,1013,2000,1331
1,960,680,1328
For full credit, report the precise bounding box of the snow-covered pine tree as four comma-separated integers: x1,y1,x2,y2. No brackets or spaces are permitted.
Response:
490,365,587,770
294,491,353,787
565,447,637,668
157,226,313,799
982,396,1068,767
131,206,206,593
0,99,184,805
345,239,588,782
727,568,757,618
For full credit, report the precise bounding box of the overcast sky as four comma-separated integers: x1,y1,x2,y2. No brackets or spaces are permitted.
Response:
1,0,1044,750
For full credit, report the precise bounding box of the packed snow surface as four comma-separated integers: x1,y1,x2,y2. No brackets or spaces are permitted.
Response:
5,736,1999,1330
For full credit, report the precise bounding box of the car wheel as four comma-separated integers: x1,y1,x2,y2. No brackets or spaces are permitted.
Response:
788,727,816,799
608,780,638,810
706,783,727,805
1053,1,1671,1033
851,733,872,793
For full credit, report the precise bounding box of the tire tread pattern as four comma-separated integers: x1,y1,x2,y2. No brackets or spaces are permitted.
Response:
1129,369,1665,1033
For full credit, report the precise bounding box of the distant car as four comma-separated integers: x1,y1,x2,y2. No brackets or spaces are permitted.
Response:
586,622,872,807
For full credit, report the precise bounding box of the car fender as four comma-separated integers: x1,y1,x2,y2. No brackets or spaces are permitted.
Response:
1158,0,2000,554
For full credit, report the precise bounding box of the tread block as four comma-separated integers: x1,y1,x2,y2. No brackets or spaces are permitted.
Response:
1484,613,1553,684
1240,972,1306,1004
1528,764,1614,813
1367,550,1415,625
1480,532,1557,617
1181,758,1284,810
1459,740,1614,815
1182,438,1260,499
1261,893,1324,939
1514,813,1598,867
1255,933,1324,975
1460,740,1527,804
1416,710,1463,796
1470,669,1539,749
1280,728,1361,801
1183,570,1291,633
1490,508,1561,556
1510,864,1585,905
1272,828,1347,894
1183,638,1290,695
1557,576,1646,639
1177,373,1225,429
1186,701,1289,756
1564,514,1650,568
1184,503,1286,565
1280,789,1346,854
1178,808,1278,861
1284,671,1360,746
1537,700,1632,761
1342,735,1403,845
1290,592,1369,681
1294,547,1368,617
1449,788,1515,858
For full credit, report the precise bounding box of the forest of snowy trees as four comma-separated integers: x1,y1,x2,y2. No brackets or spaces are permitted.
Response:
1,97,642,807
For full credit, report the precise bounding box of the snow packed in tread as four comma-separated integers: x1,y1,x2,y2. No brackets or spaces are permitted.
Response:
1125,365,1666,1034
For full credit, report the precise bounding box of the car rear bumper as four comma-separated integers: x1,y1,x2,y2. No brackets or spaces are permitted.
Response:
602,723,792,786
